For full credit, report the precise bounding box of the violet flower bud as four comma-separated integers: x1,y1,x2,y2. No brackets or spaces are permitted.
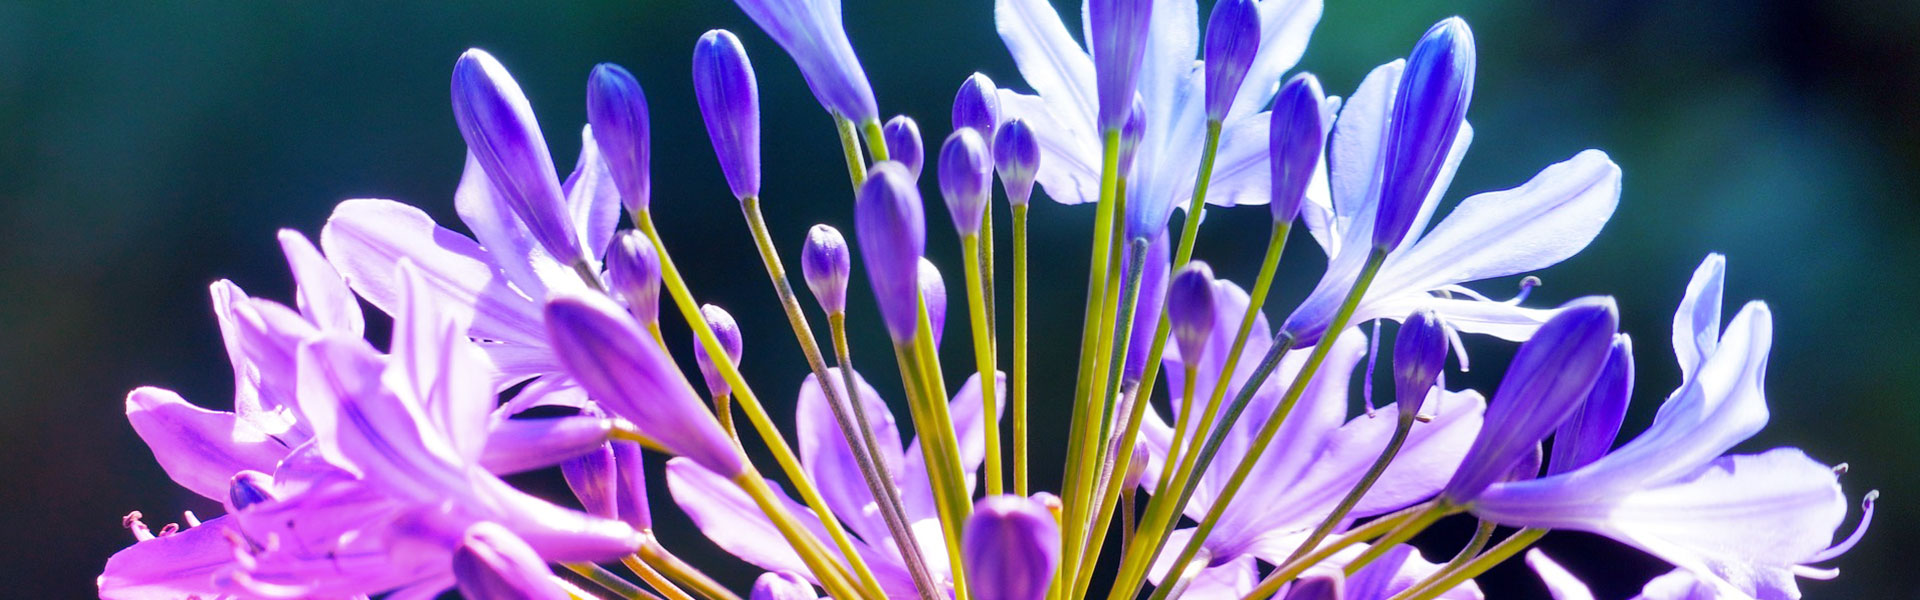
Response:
750,572,818,600
693,304,744,398
730,0,878,123
883,115,926,177
1269,73,1327,224
1202,0,1261,122
801,224,852,314
1168,262,1218,365
1392,309,1449,416
227,470,275,511
1373,17,1475,252
953,72,1001,139
611,440,653,530
562,442,619,519
1546,334,1634,475
451,49,587,267
919,258,948,349
693,29,761,201
453,522,570,600
545,293,744,477
853,161,927,342
994,118,1040,207
939,128,994,236
586,63,651,214
963,495,1060,600
606,230,662,325
1089,0,1153,132
1442,296,1617,502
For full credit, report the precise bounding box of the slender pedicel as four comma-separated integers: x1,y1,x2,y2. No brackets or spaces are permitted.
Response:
943,128,1004,495
635,539,745,600
563,562,661,600
995,118,1041,496
1373,17,1475,251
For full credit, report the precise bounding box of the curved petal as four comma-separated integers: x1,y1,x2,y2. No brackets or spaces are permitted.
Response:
321,198,546,349
1360,292,1561,343
389,260,494,463
1672,254,1726,383
278,229,364,337
1206,110,1286,209
1146,528,1256,600
999,91,1103,205
1378,150,1621,296
995,0,1097,131
563,125,622,261
1317,60,1404,256
480,416,614,475
665,459,913,594
295,336,468,504
796,367,905,543
479,474,645,562
453,154,561,302
98,516,238,600
126,387,292,501
1525,550,1596,600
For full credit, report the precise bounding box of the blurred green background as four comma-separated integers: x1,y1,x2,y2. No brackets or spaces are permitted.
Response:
0,0,1913,597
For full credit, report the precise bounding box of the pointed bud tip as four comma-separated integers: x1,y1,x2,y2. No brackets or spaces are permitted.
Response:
693,29,761,200
1167,262,1218,363
994,119,1040,206
801,224,853,314
953,72,1002,137
939,128,994,235
587,62,651,213
1270,73,1328,223
1202,0,1262,122
882,115,925,177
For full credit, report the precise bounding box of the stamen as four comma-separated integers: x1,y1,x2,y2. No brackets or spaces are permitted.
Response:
122,511,153,542
1510,276,1542,304
1833,462,1849,475
1808,489,1878,563
183,511,201,528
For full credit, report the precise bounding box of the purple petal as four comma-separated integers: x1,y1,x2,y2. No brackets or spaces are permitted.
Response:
278,229,364,336
454,152,560,302
796,367,904,544
544,293,743,476
1546,335,1633,476
1372,18,1474,251
963,496,1059,600
388,259,493,464
453,522,571,600
125,387,290,501
854,162,927,341
563,125,622,261
665,458,911,594
730,0,877,122
97,515,237,600
295,336,469,503
1227,0,1322,119
994,0,1097,132
483,416,615,475
995,91,1101,205
752,572,820,600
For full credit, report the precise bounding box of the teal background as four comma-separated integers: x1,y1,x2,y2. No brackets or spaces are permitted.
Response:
0,1,1913,597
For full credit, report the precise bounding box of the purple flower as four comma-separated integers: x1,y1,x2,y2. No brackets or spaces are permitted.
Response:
607,229,664,325
1393,308,1448,415
586,63,651,214
853,161,927,342
453,522,571,600
753,571,821,600
729,0,878,122
1137,278,1484,593
939,128,995,236
545,292,745,477
1441,297,1618,502
693,303,745,398
1167,261,1218,366
694,29,762,201
1268,73,1326,224
1089,0,1153,132
963,495,1060,600
801,224,853,314
667,368,1005,598
1372,17,1475,252
995,0,1324,226
883,115,926,177
1545,334,1633,475
954,72,1003,138
1282,53,1620,348
1472,256,1875,599
1202,0,1261,123
993,118,1041,206
452,49,589,267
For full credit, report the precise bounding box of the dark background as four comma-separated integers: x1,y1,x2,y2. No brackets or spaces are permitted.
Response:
1,1,1914,597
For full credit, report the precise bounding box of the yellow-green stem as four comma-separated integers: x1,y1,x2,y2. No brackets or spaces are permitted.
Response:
1239,505,1426,600
636,211,885,599
1011,204,1031,496
1389,529,1547,600
1280,411,1419,566
564,562,660,600
1342,503,1458,577
618,554,696,600
862,118,892,162
713,392,737,440
836,117,869,187
1056,130,1122,600
728,474,865,600
830,313,943,600
960,233,1004,496
635,542,742,600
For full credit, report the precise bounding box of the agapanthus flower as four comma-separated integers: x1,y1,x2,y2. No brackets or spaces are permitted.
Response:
1470,255,1875,599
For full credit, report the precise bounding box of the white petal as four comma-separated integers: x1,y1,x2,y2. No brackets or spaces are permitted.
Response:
999,91,1104,205
995,0,1097,130
1672,254,1726,382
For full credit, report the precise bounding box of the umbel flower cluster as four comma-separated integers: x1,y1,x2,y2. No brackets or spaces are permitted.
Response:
101,0,1875,599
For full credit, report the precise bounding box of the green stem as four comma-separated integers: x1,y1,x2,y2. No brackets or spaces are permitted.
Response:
836,117,868,188
618,554,697,600
635,210,884,599
712,392,736,440
1281,411,1418,566
1058,130,1122,600
1342,503,1458,577
741,196,936,600
862,118,892,163
1239,505,1426,600
564,562,660,600
636,541,742,600
830,313,941,599
1389,529,1547,600
960,233,1004,496
728,473,866,600
1011,203,1031,497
